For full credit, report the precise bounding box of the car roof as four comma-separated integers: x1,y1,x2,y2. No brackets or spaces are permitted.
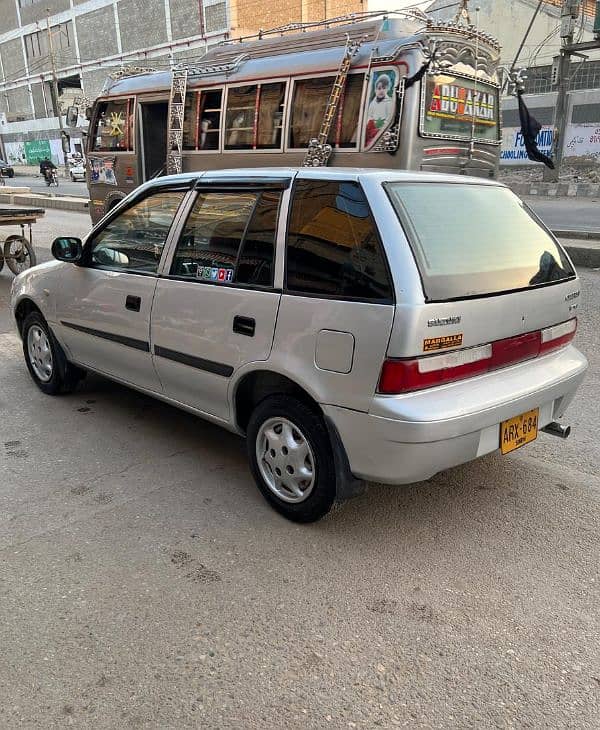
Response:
147,167,503,191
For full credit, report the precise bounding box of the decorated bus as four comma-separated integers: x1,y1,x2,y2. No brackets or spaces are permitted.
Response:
82,11,501,222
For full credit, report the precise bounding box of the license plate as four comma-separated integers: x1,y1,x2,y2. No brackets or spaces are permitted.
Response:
500,408,539,455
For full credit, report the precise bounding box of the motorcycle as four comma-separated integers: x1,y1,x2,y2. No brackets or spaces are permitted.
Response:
44,169,59,187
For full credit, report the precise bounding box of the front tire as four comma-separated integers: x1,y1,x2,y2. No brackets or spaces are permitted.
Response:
247,395,337,523
22,312,84,395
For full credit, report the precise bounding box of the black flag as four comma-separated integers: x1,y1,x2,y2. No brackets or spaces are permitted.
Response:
517,90,555,169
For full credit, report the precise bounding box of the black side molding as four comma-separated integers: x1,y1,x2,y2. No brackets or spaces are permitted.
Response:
154,345,233,378
194,177,292,191
61,321,150,352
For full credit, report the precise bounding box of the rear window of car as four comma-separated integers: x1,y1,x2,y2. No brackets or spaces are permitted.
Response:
385,182,576,301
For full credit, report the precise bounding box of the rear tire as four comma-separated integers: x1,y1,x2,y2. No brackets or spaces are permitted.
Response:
247,395,337,523
22,312,84,395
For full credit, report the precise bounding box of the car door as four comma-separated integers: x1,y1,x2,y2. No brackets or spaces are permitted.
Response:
150,180,287,421
54,187,187,392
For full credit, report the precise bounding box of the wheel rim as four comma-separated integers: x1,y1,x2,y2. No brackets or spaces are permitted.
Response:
27,325,53,382
5,237,32,274
256,417,316,503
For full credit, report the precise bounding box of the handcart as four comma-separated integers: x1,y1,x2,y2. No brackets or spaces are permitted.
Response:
0,207,44,275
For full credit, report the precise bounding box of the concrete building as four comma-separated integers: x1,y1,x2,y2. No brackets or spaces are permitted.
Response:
0,0,366,164
0,0,231,164
428,0,600,166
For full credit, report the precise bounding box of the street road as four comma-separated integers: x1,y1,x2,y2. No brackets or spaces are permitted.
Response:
6,179,600,233
11,173,87,198
525,196,600,233
0,210,599,728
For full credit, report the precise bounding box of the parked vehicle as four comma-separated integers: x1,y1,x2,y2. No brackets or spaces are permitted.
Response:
0,159,15,178
11,168,587,522
69,161,86,182
83,10,502,222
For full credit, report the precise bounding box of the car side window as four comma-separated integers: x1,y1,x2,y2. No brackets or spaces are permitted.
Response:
286,180,393,301
170,190,281,287
89,191,185,274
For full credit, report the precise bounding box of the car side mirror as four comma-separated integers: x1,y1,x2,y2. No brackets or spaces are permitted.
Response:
51,237,83,263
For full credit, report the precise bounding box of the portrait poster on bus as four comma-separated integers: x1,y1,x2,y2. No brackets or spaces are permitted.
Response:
364,69,397,150
89,156,117,186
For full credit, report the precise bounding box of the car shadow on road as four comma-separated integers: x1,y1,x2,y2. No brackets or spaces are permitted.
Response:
66,373,569,548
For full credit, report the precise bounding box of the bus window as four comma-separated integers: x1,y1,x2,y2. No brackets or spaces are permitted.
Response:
198,89,223,151
183,93,197,150
337,74,364,148
91,99,132,152
290,74,363,149
225,83,286,151
225,85,257,150
257,83,285,149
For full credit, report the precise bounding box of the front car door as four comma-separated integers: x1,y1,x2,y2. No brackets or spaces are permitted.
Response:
54,186,187,392
150,178,289,421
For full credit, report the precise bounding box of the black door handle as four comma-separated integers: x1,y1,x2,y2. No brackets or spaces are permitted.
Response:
125,295,141,312
233,315,255,337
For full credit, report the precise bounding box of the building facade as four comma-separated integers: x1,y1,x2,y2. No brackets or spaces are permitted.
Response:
0,0,230,164
0,0,364,164
429,0,600,165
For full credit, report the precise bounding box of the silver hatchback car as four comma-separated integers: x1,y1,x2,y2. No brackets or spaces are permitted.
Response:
11,168,588,522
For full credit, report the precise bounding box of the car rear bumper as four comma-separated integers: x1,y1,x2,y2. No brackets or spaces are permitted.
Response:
322,345,588,485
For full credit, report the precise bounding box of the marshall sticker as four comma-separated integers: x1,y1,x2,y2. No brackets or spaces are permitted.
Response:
423,333,463,352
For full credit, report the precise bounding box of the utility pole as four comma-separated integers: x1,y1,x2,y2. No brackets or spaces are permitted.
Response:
46,9,69,180
544,1,578,181
545,1,600,181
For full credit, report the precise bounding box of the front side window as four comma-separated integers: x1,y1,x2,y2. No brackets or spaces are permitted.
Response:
171,190,281,286
89,191,184,273
286,180,393,301
91,99,132,152
290,74,364,149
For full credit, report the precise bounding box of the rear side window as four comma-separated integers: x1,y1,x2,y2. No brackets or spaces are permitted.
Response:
286,180,393,301
170,190,281,286
385,183,576,301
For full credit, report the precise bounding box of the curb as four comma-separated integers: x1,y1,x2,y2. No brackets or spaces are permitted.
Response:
0,192,88,212
508,181,600,198
562,243,600,269
552,229,600,241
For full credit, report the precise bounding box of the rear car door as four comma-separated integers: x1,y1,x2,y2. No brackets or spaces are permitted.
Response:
54,187,186,392
150,180,286,421
270,176,396,413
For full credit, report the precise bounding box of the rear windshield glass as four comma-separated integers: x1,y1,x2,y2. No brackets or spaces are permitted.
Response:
385,183,575,301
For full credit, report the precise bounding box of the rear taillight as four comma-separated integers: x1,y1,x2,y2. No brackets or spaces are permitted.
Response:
378,318,577,394
539,318,577,354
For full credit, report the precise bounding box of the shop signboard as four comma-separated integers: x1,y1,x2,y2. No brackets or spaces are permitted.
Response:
24,139,52,165
500,126,553,165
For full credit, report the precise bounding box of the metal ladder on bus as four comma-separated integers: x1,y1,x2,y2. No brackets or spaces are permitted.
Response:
302,35,363,167
166,68,188,175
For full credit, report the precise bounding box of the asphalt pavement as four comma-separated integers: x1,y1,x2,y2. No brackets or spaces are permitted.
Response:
524,196,600,234
0,210,599,728
10,173,87,198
